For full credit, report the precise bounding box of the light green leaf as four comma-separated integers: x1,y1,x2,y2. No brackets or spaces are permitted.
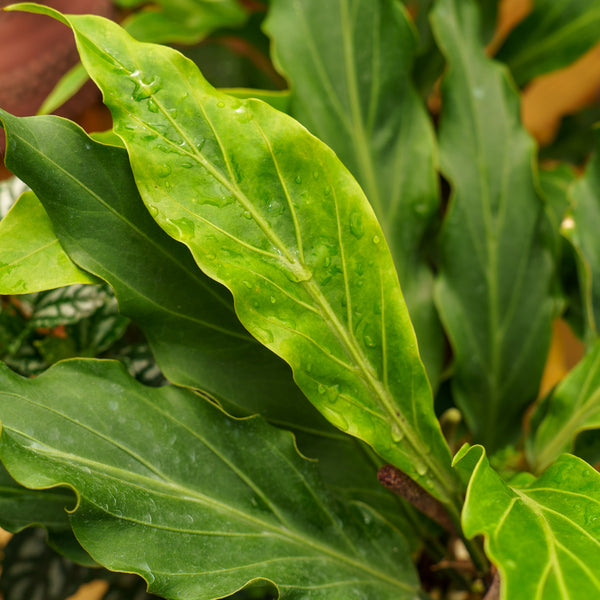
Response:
567,131,600,343
264,0,445,386
37,63,88,116
0,109,329,438
221,88,291,113
431,0,555,451
0,109,415,538
496,0,600,87
528,339,600,474
30,6,464,509
454,445,600,600
0,192,96,293
0,177,28,218
0,359,421,600
122,0,247,44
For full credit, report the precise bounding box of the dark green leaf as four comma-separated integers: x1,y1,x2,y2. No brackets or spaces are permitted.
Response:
265,0,445,385
496,0,600,87
431,0,555,451
454,445,600,599
37,7,464,508
0,463,93,565
0,359,421,600
0,109,329,438
540,105,600,166
122,0,247,44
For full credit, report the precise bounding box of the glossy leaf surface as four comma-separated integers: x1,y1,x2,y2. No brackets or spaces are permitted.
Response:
432,0,555,451
0,110,421,535
30,7,463,506
0,359,421,600
0,191,96,293
528,339,600,473
496,0,600,87
265,0,444,385
455,445,600,600
0,109,330,436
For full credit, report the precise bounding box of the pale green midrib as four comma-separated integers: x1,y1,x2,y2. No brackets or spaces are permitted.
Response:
514,490,569,597
6,428,411,590
516,489,600,592
0,239,59,269
9,127,243,329
134,386,361,556
439,9,533,445
86,34,457,505
339,0,383,219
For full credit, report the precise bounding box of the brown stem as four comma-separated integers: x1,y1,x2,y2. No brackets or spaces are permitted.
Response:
482,571,501,600
378,464,456,534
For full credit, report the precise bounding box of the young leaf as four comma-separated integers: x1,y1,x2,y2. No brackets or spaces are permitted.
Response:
24,5,464,508
0,191,96,293
0,110,328,437
264,0,445,385
431,0,555,451
0,359,421,600
528,339,600,473
495,0,600,87
454,445,600,600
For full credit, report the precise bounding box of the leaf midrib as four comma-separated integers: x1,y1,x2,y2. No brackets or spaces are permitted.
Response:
4,410,411,591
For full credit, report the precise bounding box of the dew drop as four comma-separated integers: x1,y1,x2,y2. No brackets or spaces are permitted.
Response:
181,162,193,169
349,212,364,239
243,210,253,220
148,205,159,218
416,461,428,476
242,281,252,289
312,171,320,180
372,235,381,245
147,99,159,113
130,72,161,101
217,101,225,108
363,332,376,348
257,327,274,344
270,296,276,304
157,164,171,178
295,175,302,184
196,139,206,151
391,424,404,442
318,383,327,395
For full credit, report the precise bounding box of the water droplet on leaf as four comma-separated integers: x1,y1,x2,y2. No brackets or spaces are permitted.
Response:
349,212,364,239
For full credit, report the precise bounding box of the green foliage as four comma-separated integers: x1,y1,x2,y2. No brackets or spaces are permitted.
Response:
0,1,599,599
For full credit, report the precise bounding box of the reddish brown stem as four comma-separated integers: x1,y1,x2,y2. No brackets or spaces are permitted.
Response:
378,464,457,534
